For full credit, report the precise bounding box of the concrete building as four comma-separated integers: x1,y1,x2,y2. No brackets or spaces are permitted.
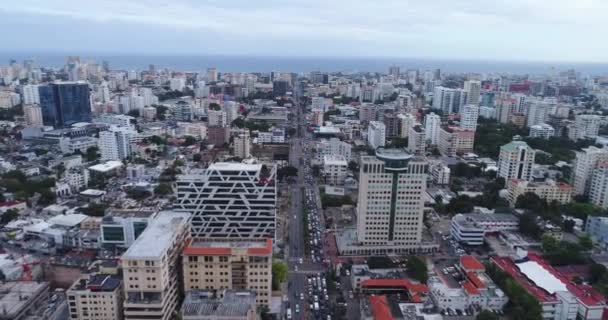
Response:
170,78,186,91
99,127,137,161
208,110,227,127
438,127,475,157
383,112,402,138
24,104,43,125
22,84,40,105
358,104,378,123
497,138,535,181
323,155,348,185
506,179,573,207
424,112,441,145
181,239,272,306
181,290,258,320
367,121,386,149
0,281,51,320
459,104,479,130
398,113,417,138
526,98,557,128
67,273,123,320
121,211,191,320
451,213,519,246
407,125,426,156
356,148,428,254
317,138,352,161
429,161,451,185
585,216,608,248
433,86,467,114
233,130,251,159
529,123,555,139
571,114,601,141
589,162,608,209
101,213,150,248
175,163,276,240
571,146,608,195
463,80,481,105
479,106,496,119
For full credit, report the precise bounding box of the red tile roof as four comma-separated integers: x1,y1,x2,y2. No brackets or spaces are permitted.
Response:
182,238,273,256
460,256,485,271
369,295,392,320
463,281,480,295
247,238,273,256
0,201,23,207
466,272,486,289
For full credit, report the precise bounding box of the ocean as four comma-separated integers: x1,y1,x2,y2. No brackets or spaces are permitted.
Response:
1,52,607,75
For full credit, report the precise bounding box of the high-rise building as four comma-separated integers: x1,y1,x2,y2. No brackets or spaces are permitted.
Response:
175,163,277,239
98,126,137,161
525,98,557,128
181,239,272,306
359,104,378,123
506,179,573,207
208,109,227,127
398,113,417,138
407,124,426,156
233,130,251,159
571,114,601,140
459,104,479,130
438,127,475,157
497,137,535,181
39,82,92,128
323,155,348,185
424,112,441,145
121,211,191,320
571,146,608,195
207,68,218,82
529,123,555,139
317,138,352,161
169,78,186,91
22,84,40,104
68,273,124,320
356,148,428,254
389,65,400,80
383,112,401,138
367,121,386,149
463,80,481,105
224,101,239,125
432,86,467,114
590,163,608,209
272,80,288,96
23,104,43,125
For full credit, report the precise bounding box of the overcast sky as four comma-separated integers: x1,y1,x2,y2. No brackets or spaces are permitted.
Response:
0,0,606,62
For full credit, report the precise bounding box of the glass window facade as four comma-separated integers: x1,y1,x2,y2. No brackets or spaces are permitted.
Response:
39,83,92,128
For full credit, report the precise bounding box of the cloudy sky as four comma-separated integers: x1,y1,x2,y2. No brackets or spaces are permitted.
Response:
0,0,606,62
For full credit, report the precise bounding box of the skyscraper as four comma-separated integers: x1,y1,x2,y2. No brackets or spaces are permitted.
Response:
356,148,428,254
233,130,251,159
459,104,479,130
23,104,43,126
463,80,481,105
497,137,535,181
21,84,40,105
39,82,92,128
175,163,277,239
572,146,608,195
424,112,441,145
367,121,386,149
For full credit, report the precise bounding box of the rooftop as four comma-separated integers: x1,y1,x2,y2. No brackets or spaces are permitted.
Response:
183,238,272,256
460,256,485,271
0,281,50,319
70,274,122,292
48,213,88,228
501,139,531,152
208,162,262,172
88,161,123,173
122,211,190,260
182,289,256,317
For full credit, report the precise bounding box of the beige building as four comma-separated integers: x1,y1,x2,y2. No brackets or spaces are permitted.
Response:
67,273,124,320
181,290,258,320
323,154,348,185
497,137,535,181
407,125,426,156
356,148,428,254
24,104,43,125
181,239,273,306
233,129,251,159
438,126,475,157
506,179,573,207
121,211,191,320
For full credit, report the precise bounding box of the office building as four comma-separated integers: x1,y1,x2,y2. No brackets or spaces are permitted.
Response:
438,127,475,157
497,137,535,181
529,123,555,139
506,179,573,207
67,273,123,320
589,162,608,209
121,211,191,320
571,146,608,195
407,125,426,156
463,80,481,105
459,104,479,130
101,213,150,248
233,130,251,159
175,163,276,239
181,289,258,320
367,121,386,149
24,104,43,125
22,84,40,104
451,213,518,245
99,127,137,161
424,112,441,145
39,82,92,128
356,148,428,254
272,80,288,96
571,114,601,140
181,239,272,306
224,101,239,125
323,155,348,185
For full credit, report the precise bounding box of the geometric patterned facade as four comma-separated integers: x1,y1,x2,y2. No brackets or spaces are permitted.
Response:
175,162,276,240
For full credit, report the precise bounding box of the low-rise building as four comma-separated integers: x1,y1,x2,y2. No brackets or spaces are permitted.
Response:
451,213,519,246
67,273,123,320
0,281,51,320
429,161,450,185
506,179,573,207
181,289,258,320
529,123,555,139
323,155,348,185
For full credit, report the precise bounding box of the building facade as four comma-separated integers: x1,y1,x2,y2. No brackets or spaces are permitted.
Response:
39,82,92,128
497,138,535,181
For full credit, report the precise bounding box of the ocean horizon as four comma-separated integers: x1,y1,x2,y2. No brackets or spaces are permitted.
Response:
1,52,607,75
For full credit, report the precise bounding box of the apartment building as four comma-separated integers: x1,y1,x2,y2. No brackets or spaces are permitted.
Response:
67,273,123,320
181,239,272,306
506,179,573,207
572,146,608,196
437,126,475,157
323,155,348,185
497,137,535,181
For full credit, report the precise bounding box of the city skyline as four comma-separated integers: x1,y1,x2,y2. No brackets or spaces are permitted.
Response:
1,0,607,63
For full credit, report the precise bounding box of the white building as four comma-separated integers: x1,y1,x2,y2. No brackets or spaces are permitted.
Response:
497,137,535,181
22,84,40,105
460,104,479,130
429,161,451,185
463,80,481,105
571,146,608,195
451,213,519,245
175,163,277,239
323,155,348,185
398,113,417,138
208,109,227,127
589,162,608,209
233,130,251,159
571,114,601,140
408,125,426,156
367,121,386,149
433,86,467,114
529,123,555,139
224,101,239,125
23,104,43,125
526,98,557,128
356,148,427,254
479,106,496,119
424,112,441,145
317,138,352,162
169,78,186,91
101,214,151,248
98,127,137,161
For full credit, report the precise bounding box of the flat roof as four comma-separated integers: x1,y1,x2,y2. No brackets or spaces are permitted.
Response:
460,256,485,271
183,238,272,256
208,162,262,172
517,260,567,294
48,213,88,227
122,211,190,260
0,282,49,318
80,189,107,196
89,161,123,172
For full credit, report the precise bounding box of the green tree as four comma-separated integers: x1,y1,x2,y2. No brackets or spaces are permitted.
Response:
580,235,593,250
127,109,140,118
563,219,575,232
85,146,100,162
209,102,221,111
519,212,542,239
406,256,428,283
476,310,499,320
154,183,173,196
193,153,202,162
183,136,197,146
79,203,107,217
37,189,56,206
348,161,359,172
515,192,547,212
271,260,288,290
0,209,19,224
